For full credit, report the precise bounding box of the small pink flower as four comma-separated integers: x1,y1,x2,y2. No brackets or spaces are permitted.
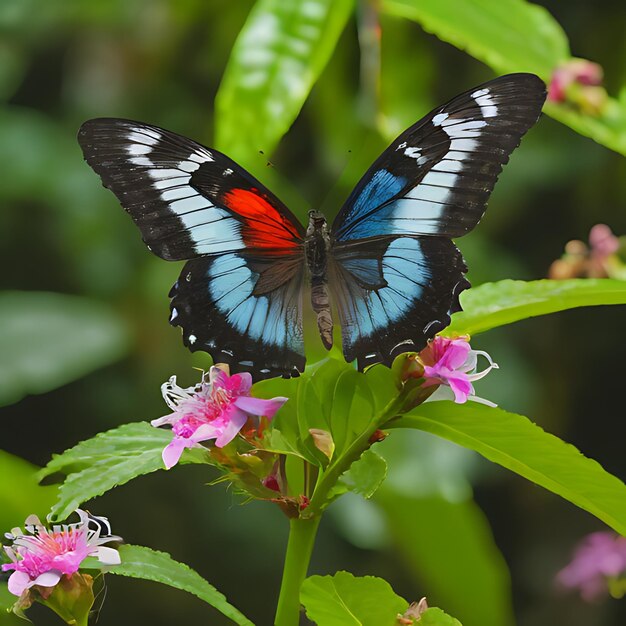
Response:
589,224,620,261
2,510,121,597
419,336,498,405
557,532,626,601
548,59,603,103
152,367,288,469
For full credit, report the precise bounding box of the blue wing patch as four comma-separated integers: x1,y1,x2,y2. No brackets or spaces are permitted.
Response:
170,254,305,378
331,236,468,369
332,73,546,242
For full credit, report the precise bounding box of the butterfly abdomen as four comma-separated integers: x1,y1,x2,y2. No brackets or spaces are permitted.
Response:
305,211,334,350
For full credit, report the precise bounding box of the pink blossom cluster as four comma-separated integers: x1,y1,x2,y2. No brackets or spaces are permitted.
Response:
2,510,121,597
152,366,288,469
558,532,626,601
417,336,499,405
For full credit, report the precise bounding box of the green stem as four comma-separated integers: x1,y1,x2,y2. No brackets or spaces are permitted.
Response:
274,516,321,626
306,391,408,515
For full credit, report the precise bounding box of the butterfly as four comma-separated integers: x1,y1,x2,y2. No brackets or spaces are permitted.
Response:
78,72,546,380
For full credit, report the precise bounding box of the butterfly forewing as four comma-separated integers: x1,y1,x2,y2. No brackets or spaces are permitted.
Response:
330,73,546,367
78,118,304,260
332,73,546,241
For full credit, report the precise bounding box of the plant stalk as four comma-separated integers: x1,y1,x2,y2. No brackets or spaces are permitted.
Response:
274,516,321,626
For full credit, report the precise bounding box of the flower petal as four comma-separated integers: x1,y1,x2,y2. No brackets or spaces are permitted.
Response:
446,373,474,404
151,412,177,428
7,571,32,596
440,339,471,370
187,422,219,444
92,546,121,566
466,350,499,382
31,570,62,589
214,406,249,447
234,395,288,418
162,437,190,470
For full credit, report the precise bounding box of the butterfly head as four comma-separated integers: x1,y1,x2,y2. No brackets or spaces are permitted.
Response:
306,210,328,236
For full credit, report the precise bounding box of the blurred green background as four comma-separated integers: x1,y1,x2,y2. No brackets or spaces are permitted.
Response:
1,0,625,624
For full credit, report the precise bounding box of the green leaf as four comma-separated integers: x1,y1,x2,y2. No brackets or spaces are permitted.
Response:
382,0,626,156
215,0,354,169
330,369,376,457
339,450,388,499
301,571,407,626
376,490,514,626
391,402,626,535
109,544,253,626
418,608,463,626
40,422,213,521
445,278,626,337
544,98,626,157
0,291,129,407
382,0,569,78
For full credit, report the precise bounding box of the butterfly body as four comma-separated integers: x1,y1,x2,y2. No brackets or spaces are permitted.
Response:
305,210,334,350
79,73,546,380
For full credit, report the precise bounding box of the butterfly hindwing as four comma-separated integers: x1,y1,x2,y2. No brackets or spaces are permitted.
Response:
170,253,305,378
332,73,546,242
331,236,468,369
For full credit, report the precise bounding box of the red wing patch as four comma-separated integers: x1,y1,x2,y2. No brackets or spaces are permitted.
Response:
222,188,302,250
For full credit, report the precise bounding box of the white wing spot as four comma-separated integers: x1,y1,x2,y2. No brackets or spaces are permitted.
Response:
170,308,178,322
188,334,197,345
396,141,407,151
126,143,153,155
471,88,498,118
223,168,234,176
129,156,153,167
188,151,214,164
432,113,449,126
128,131,159,145
178,160,200,173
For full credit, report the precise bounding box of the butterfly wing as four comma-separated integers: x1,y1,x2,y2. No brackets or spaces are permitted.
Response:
330,73,546,368
170,253,305,378
330,236,468,370
78,118,306,378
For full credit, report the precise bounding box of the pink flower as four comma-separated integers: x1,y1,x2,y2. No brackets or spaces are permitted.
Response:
548,59,603,103
557,532,626,601
152,367,288,469
589,224,620,261
419,336,498,405
2,510,121,597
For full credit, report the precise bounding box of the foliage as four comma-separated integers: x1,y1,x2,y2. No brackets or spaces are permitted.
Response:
382,0,626,156
0,291,129,407
40,422,213,521
301,571,462,625
391,402,626,535
300,571,409,626
375,488,515,626
216,0,354,173
446,278,626,336
109,545,253,626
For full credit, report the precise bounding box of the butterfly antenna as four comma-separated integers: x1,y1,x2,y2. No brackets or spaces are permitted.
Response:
258,149,275,168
